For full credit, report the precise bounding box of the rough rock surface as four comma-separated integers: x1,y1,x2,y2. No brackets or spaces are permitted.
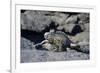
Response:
21,10,90,63
21,37,89,63
70,32,89,43
64,15,78,24
21,11,89,33
21,11,52,32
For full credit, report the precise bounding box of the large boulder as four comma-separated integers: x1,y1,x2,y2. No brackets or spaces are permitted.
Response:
63,24,76,33
78,13,89,24
83,23,89,32
21,37,34,50
64,15,78,24
21,10,89,34
70,31,89,43
21,11,52,32
50,12,69,25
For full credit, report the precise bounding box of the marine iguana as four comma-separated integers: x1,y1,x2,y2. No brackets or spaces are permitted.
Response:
33,31,89,54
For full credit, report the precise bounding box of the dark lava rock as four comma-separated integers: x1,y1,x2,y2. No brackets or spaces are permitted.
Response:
21,37,89,63
20,11,90,63
21,37,34,50
21,11,52,32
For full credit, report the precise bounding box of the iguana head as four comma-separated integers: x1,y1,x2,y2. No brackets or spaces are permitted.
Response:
44,32,55,44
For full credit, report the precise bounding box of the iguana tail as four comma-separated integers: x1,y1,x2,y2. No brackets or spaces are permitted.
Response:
70,43,89,54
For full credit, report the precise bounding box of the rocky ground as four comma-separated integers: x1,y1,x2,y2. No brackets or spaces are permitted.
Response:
21,10,90,63
21,37,89,63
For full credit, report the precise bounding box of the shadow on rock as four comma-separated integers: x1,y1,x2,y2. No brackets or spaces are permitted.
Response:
21,29,45,44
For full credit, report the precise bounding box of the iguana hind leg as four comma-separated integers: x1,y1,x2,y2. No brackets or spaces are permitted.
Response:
70,43,89,54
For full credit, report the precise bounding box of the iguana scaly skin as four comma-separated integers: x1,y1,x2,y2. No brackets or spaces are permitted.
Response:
44,31,72,52
33,31,89,54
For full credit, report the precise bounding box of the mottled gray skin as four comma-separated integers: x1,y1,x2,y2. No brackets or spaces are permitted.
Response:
33,31,89,54
44,31,72,52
